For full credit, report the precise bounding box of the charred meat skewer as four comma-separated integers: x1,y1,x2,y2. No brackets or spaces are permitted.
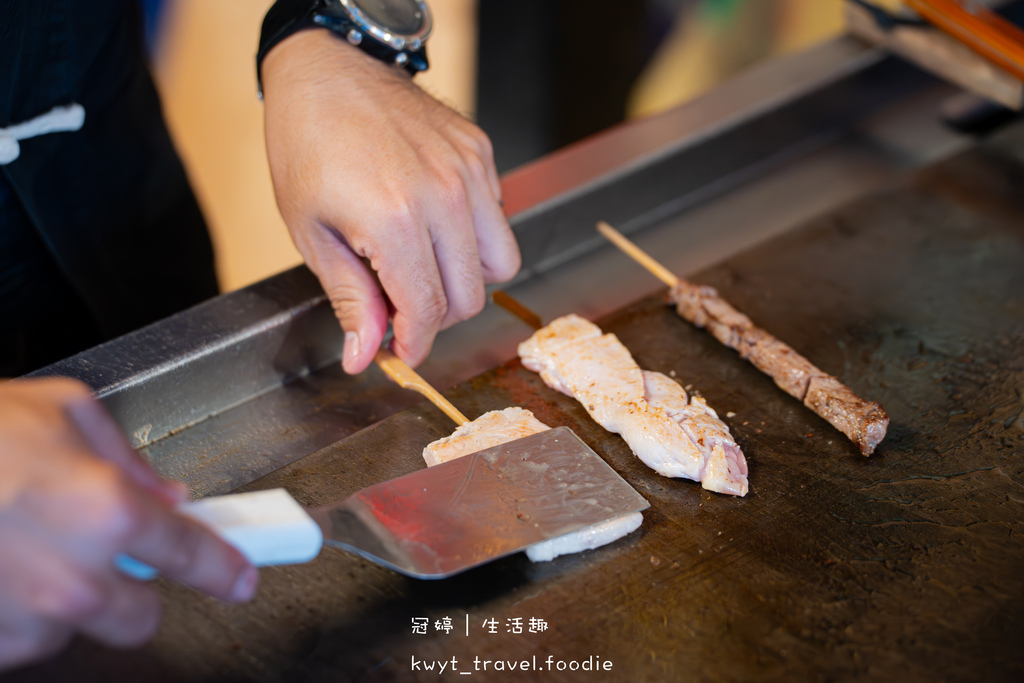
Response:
596,221,889,456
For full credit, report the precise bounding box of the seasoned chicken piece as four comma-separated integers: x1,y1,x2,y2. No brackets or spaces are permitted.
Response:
668,280,889,455
422,406,644,561
423,407,549,467
642,371,748,497
518,314,748,496
516,314,602,397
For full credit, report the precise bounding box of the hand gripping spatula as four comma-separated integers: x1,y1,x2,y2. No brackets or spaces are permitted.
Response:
117,353,648,580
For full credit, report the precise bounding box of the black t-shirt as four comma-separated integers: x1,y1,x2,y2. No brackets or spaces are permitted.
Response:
0,0,218,376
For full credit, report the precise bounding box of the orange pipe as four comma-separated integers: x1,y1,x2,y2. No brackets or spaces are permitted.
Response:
907,0,1024,81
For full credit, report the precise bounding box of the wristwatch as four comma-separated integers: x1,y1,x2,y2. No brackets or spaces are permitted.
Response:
258,0,432,88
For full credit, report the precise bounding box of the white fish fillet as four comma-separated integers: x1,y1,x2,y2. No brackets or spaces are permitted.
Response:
518,314,748,496
422,406,644,561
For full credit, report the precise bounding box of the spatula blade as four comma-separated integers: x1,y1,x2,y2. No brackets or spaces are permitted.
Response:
311,427,648,579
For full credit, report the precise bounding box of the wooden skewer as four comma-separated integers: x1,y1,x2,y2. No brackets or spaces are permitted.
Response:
497,223,677,328
596,221,679,287
374,348,469,426
491,291,543,331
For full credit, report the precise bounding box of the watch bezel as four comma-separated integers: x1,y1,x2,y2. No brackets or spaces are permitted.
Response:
333,0,432,51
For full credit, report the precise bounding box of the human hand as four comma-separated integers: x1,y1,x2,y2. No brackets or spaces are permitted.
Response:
0,379,258,672
262,29,520,374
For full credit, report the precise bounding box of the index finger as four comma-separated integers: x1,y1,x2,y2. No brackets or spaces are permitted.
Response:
122,494,257,604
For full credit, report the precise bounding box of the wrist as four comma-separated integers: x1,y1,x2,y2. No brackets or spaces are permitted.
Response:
261,28,410,101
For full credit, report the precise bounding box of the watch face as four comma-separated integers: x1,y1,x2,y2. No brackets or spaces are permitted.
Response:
349,0,424,37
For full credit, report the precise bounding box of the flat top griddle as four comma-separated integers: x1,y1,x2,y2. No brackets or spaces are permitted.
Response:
12,135,1024,683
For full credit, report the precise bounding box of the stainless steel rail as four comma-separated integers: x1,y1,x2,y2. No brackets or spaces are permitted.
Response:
502,38,925,277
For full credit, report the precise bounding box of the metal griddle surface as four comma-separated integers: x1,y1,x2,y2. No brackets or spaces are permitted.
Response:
13,138,1024,682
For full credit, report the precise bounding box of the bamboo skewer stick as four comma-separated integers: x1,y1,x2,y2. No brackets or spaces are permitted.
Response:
596,222,679,288
491,291,543,331
595,221,889,456
374,348,469,426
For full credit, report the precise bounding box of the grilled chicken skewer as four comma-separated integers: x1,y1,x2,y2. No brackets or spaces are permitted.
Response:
374,348,644,562
596,221,889,456
516,314,749,496
493,294,748,496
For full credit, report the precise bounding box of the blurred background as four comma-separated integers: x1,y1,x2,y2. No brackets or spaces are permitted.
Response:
149,0,879,292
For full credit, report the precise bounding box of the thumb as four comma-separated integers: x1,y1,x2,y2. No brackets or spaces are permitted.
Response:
306,234,390,375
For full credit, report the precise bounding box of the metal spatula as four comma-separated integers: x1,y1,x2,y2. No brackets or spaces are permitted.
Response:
117,427,648,580
311,426,648,578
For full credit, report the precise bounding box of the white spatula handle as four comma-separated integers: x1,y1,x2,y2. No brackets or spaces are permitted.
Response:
116,488,323,580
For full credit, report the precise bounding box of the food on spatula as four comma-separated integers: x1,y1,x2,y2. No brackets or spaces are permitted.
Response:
423,407,550,467
669,281,888,456
422,407,644,562
524,512,643,562
517,314,748,496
